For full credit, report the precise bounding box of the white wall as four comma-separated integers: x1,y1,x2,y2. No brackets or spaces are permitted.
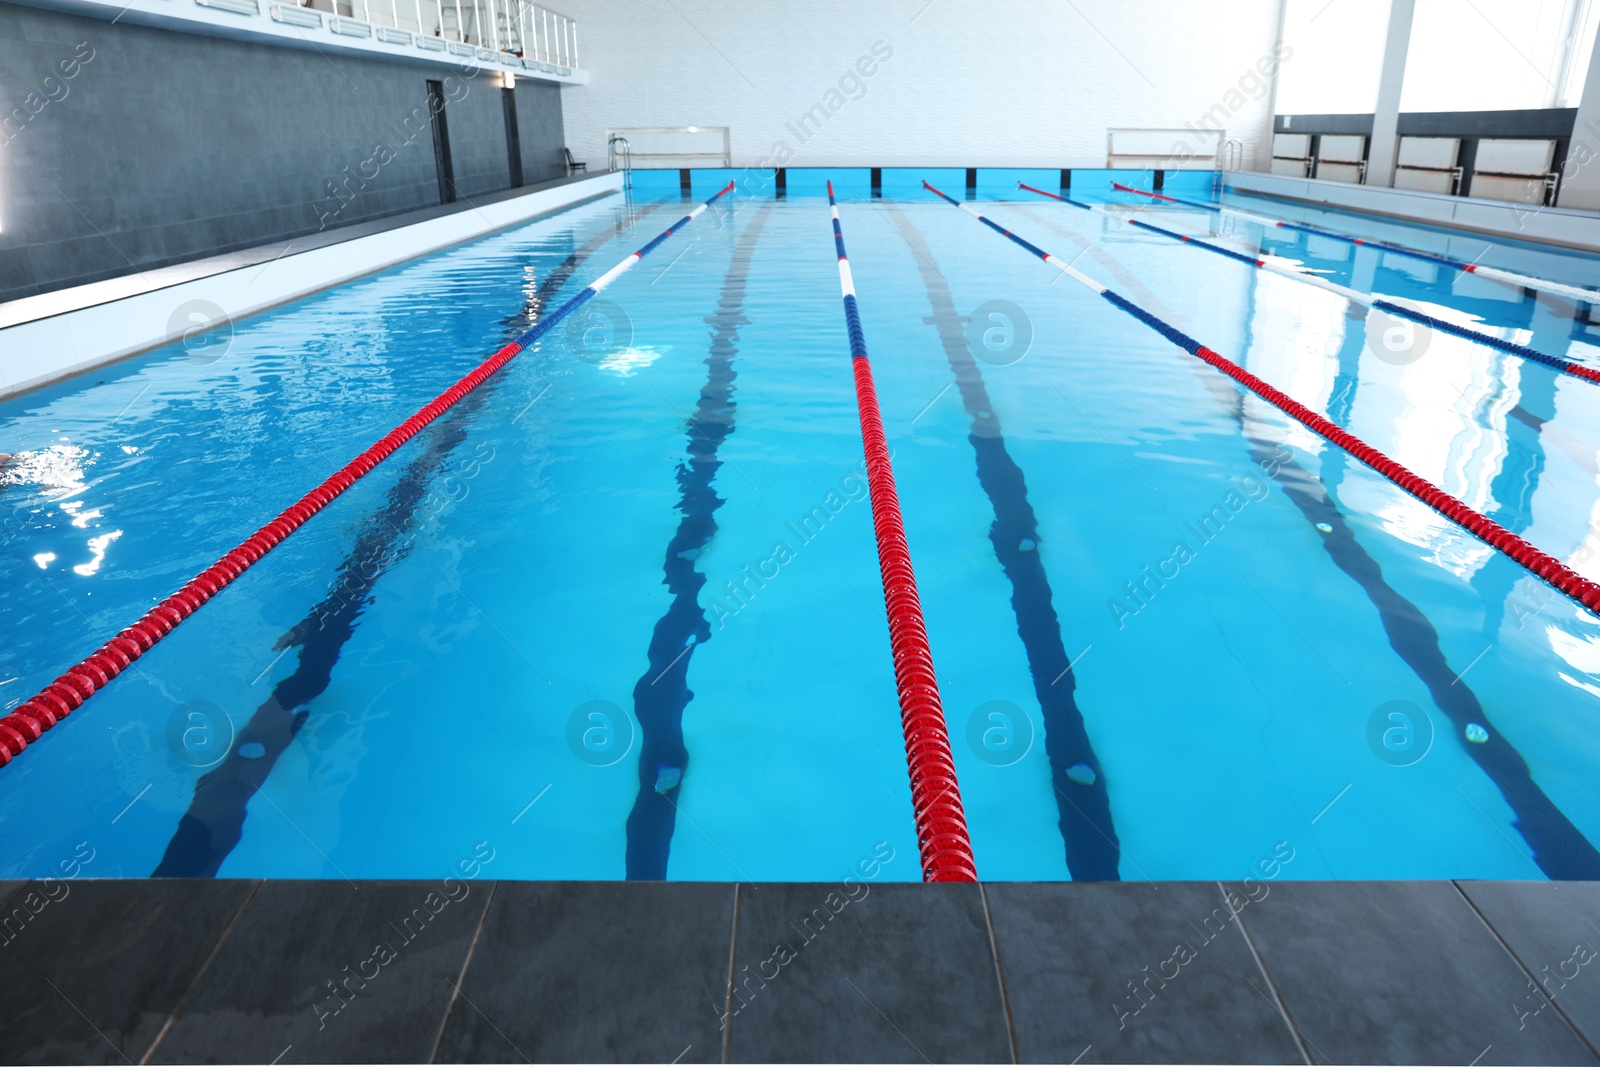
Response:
558,0,1286,171
1275,0,1391,115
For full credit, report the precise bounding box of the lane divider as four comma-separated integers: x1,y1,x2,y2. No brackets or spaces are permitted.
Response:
1017,183,1600,386
924,180,1600,620
0,182,737,769
1021,189,1600,881
1110,181,1600,306
883,203,1120,880
146,206,677,877
828,181,977,883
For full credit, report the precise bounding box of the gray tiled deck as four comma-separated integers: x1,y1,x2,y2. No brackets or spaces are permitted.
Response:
1,878,1597,1064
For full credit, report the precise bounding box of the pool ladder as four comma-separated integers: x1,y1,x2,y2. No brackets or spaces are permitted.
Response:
608,135,632,192
1215,138,1243,193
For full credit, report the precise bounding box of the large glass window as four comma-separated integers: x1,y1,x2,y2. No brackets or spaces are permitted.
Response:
1276,0,1393,115
1400,0,1592,112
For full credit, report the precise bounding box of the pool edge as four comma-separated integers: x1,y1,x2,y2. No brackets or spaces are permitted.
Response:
0,171,625,403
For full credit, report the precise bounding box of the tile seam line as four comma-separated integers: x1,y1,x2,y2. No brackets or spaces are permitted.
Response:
0,878,27,915
721,882,741,1065
1219,880,1313,1065
137,878,264,1065
429,880,500,1064
978,883,1020,1064
1451,879,1600,1061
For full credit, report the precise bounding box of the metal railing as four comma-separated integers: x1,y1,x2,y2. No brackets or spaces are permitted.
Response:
605,127,731,169
298,0,577,64
1215,137,1242,193
1106,127,1224,170
1219,138,1242,171
608,135,632,189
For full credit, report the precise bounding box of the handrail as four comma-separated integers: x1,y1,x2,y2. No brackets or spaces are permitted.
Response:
1219,138,1243,171
605,127,732,169
1215,137,1242,193
128,0,585,73
415,0,576,63
1107,127,1223,170
608,135,632,190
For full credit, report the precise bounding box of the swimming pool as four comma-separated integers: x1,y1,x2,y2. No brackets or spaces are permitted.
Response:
3,168,1599,883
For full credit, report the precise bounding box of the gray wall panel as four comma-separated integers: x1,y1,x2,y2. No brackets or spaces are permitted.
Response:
515,79,566,183
440,70,509,199
0,2,567,302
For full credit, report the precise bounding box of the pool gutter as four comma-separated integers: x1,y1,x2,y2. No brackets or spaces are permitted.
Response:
1223,168,1600,254
0,170,624,402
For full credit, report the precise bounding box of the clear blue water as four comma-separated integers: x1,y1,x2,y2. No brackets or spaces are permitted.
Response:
3,171,1600,883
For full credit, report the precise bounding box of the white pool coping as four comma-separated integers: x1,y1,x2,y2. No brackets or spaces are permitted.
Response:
0,171,624,401
1222,170,1600,254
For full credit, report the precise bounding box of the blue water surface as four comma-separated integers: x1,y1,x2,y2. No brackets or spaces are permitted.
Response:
2,177,1599,883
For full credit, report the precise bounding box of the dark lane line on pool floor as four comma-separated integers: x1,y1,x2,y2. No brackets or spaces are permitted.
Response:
625,203,774,881
154,204,670,877
884,204,1121,881
1224,283,1600,879
1460,365,1556,638
1000,193,1598,877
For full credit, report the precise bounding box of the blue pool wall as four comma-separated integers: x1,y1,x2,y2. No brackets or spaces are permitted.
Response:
625,166,1224,202
626,165,1600,269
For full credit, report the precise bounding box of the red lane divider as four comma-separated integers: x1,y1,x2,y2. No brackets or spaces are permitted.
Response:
828,182,977,882
2,353,520,766
0,182,737,769
1017,181,1092,211
1190,342,1600,614
924,181,1600,620
1112,183,1183,205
